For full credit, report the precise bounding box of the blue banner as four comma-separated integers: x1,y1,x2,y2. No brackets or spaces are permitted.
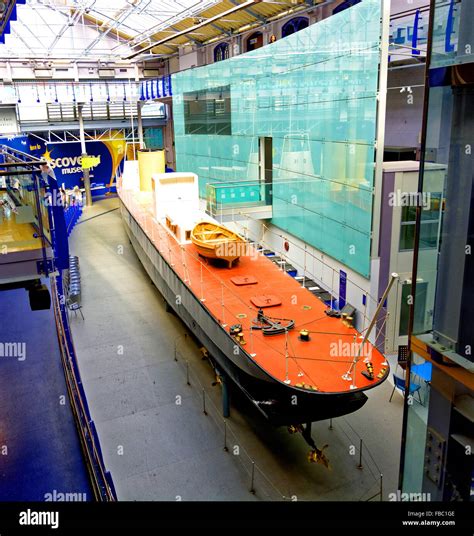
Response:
339,270,347,310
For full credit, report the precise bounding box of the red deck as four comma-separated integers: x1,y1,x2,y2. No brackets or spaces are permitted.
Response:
120,188,389,394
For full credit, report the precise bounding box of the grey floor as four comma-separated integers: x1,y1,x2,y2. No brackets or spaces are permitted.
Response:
69,197,404,501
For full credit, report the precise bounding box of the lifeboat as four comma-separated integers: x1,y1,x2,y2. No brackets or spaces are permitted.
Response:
191,221,245,268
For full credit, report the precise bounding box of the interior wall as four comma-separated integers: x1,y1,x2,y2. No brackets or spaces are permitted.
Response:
385,65,425,149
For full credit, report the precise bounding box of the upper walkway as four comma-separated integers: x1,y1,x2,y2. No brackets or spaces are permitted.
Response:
0,285,92,501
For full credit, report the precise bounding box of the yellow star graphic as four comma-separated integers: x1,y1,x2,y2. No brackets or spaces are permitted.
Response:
41,149,53,162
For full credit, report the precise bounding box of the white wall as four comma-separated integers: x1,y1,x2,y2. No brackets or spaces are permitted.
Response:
179,50,199,71
384,163,446,352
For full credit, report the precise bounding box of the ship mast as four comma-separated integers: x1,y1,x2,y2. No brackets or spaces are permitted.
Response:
342,273,399,387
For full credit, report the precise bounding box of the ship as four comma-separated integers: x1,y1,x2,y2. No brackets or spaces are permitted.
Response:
118,166,392,455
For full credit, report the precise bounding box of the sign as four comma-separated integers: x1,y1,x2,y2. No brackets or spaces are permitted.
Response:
0,134,28,151
0,106,19,135
30,136,126,196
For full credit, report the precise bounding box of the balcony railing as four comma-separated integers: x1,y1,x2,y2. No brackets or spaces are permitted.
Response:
206,180,273,222
46,101,140,123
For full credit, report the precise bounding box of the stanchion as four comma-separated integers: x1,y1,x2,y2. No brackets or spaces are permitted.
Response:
200,262,205,302
366,473,384,502
250,327,256,357
202,389,207,416
221,282,226,327
250,461,256,494
223,420,228,452
284,329,290,384
174,333,187,362
358,438,363,469
329,418,333,430
186,361,191,386
222,373,230,418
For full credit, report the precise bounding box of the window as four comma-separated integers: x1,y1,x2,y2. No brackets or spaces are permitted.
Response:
214,43,229,62
281,17,309,38
333,0,362,15
183,85,231,135
399,193,442,251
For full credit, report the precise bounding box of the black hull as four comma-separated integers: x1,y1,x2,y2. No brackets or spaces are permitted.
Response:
120,200,368,426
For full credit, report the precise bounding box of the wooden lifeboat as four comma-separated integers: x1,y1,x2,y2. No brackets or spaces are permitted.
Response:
191,221,246,268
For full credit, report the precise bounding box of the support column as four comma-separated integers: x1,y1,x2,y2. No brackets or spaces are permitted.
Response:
137,101,145,150
78,103,92,207
371,0,391,258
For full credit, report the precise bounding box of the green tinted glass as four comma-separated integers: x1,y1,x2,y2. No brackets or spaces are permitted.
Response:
172,0,382,277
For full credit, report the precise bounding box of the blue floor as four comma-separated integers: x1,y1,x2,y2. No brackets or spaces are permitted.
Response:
0,285,92,501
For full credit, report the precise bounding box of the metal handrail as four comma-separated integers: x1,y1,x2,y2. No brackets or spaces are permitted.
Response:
51,274,116,501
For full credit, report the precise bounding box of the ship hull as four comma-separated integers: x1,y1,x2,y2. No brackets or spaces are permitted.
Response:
120,200,368,426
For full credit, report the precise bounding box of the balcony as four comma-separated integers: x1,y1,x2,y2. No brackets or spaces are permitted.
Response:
206,180,272,222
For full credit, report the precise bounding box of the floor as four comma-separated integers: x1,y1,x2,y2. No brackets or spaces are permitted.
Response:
69,197,404,501
0,284,92,501
0,208,41,253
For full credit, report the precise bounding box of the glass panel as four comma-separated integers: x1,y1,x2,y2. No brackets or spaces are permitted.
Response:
0,171,51,254
172,0,382,277
431,0,474,68
399,282,428,336
143,128,164,150
183,86,231,136
402,353,432,494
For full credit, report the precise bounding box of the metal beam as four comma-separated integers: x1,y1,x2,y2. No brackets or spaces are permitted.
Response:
228,0,267,23
10,29,36,56
81,2,142,56
169,25,202,46
78,104,92,207
45,4,86,56
124,0,262,59
137,102,145,149
192,16,233,36
370,0,390,259
208,22,232,36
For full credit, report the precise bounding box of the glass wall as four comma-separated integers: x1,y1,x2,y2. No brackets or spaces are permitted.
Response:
402,354,432,494
431,0,474,68
402,0,474,494
172,0,382,277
